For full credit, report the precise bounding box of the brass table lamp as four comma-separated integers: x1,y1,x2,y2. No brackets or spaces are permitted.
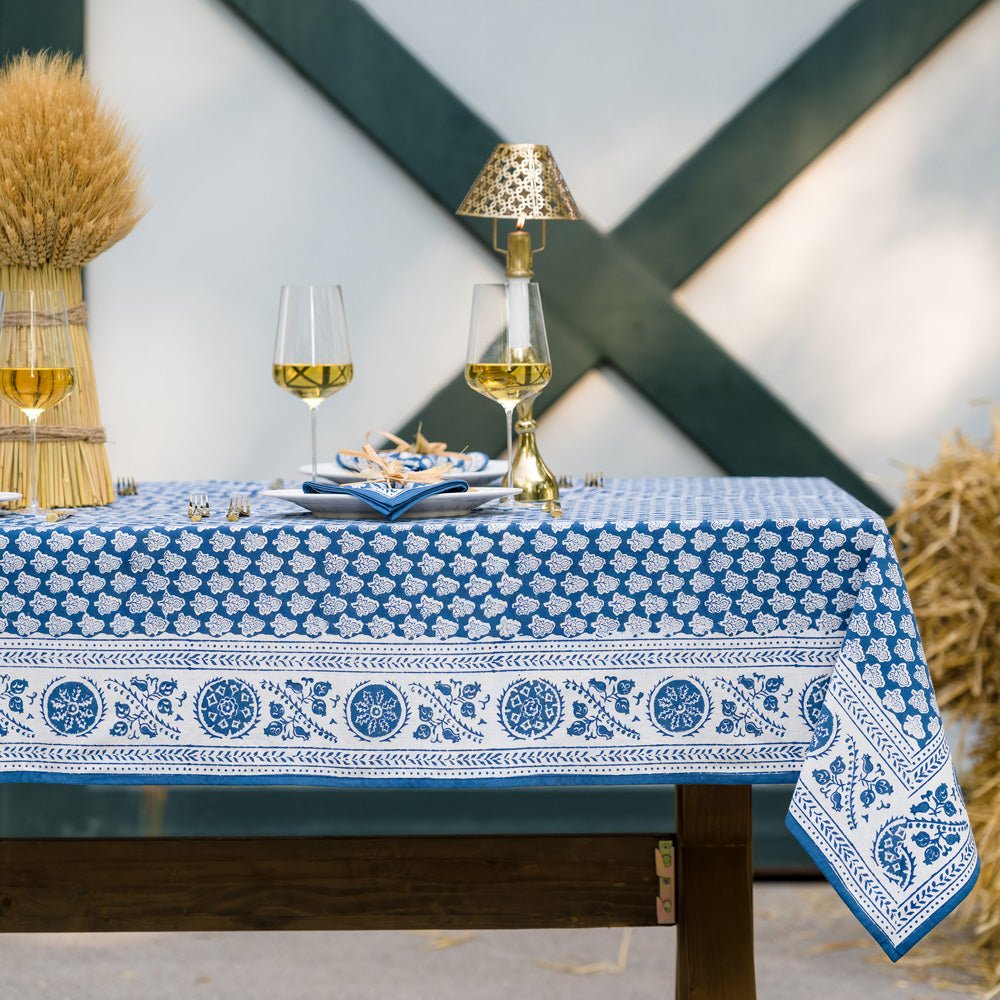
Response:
457,144,580,503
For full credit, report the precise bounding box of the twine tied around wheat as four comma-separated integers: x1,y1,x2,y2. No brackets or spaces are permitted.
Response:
0,425,106,443
1,303,88,327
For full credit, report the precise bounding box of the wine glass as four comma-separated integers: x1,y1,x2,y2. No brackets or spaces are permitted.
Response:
0,290,76,515
272,285,352,480
464,282,551,493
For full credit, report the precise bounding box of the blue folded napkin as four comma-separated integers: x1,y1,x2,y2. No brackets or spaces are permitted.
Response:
337,450,490,474
302,479,470,521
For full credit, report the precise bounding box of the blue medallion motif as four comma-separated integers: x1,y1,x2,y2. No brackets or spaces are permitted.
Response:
499,678,562,740
801,675,838,752
43,678,103,737
346,682,406,741
812,704,837,751
801,675,829,728
649,678,710,736
195,677,259,739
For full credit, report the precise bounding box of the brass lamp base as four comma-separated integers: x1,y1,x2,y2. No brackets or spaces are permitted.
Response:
511,400,559,504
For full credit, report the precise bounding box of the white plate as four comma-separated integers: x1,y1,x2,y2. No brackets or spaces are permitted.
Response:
300,460,508,488
0,492,21,503
263,486,520,520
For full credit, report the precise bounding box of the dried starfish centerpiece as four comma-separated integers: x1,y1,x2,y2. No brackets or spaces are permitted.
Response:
339,443,455,487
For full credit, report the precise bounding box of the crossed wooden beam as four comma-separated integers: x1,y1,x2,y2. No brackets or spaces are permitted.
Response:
0,0,987,514
221,0,986,514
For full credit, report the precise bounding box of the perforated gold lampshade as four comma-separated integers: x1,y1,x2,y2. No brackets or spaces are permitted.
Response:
457,144,580,221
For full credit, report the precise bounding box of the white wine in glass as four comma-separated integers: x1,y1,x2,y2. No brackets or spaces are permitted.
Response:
0,289,77,515
0,365,75,416
464,283,551,494
272,362,354,403
465,359,552,405
272,286,352,479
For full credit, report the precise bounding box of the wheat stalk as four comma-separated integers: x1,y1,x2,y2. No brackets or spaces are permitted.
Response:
0,51,145,266
0,52,145,507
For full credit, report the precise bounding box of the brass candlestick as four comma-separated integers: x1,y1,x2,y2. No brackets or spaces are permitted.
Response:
511,399,557,502
457,144,580,504
504,223,557,503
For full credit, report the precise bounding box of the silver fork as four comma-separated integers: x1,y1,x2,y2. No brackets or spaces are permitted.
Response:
227,495,251,521
188,493,210,522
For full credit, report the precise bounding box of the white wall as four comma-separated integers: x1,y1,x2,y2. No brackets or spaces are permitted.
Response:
81,0,998,494
86,0,499,483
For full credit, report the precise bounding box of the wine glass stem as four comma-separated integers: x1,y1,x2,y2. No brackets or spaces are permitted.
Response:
28,414,39,513
309,404,318,481
504,404,514,493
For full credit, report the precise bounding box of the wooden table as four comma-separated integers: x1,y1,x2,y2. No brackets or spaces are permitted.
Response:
0,784,755,999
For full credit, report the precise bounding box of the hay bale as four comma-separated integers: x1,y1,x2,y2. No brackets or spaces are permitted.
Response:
892,414,1000,992
967,719,1000,990
893,415,1000,718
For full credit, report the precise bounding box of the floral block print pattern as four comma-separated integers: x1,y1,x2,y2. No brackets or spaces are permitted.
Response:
0,477,977,960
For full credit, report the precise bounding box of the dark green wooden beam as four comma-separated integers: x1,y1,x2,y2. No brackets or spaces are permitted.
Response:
220,0,981,513
615,0,988,287
0,0,83,60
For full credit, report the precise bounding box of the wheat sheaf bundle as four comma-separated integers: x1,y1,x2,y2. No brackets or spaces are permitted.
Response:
0,51,144,267
891,414,1000,992
0,51,145,508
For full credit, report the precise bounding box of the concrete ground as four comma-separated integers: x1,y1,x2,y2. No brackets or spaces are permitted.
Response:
0,883,979,999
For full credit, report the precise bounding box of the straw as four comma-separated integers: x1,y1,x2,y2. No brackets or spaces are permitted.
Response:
891,412,1000,992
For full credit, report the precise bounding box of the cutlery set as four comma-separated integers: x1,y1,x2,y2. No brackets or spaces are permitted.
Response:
187,493,251,522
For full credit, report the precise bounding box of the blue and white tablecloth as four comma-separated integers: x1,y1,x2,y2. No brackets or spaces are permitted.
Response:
0,477,977,958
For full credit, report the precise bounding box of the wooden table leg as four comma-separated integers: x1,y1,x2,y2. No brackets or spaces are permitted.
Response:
675,785,756,1000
